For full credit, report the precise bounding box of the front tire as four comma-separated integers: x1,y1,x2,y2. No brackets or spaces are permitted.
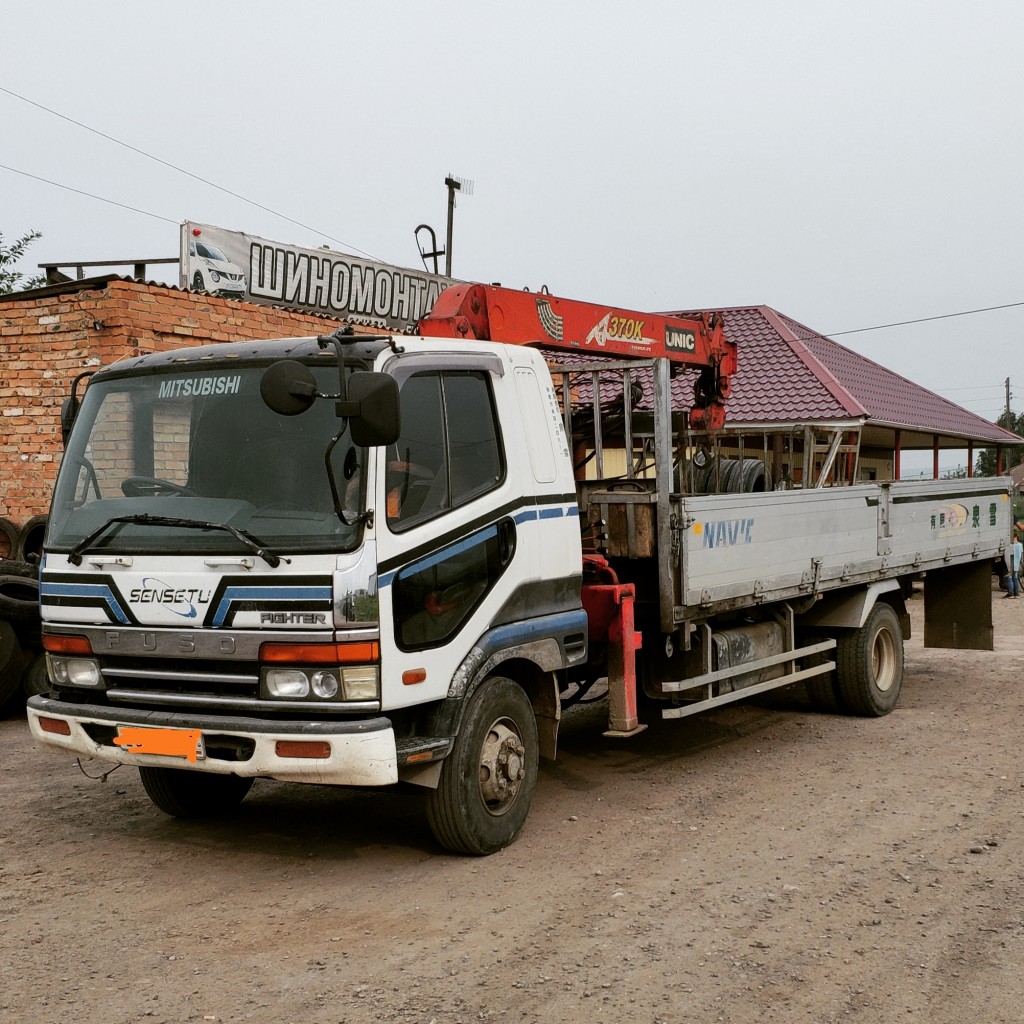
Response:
139,767,253,818
836,602,904,716
427,676,539,855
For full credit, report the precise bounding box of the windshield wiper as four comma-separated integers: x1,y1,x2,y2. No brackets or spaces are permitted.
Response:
66,514,290,568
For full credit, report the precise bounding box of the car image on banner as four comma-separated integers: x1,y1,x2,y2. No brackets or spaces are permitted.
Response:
186,238,247,298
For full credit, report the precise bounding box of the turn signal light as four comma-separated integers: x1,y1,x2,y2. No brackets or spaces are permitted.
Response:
38,716,72,736
259,641,379,664
42,634,92,655
275,740,331,759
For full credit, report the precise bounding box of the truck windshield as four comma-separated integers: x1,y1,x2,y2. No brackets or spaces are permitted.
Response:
47,363,367,557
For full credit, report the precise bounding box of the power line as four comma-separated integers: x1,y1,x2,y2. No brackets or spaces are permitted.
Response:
0,84,382,261
829,301,1024,336
935,384,1007,393
0,163,177,224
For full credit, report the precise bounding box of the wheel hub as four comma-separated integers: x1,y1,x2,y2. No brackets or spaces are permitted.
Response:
872,628,896,691
478,719,526,815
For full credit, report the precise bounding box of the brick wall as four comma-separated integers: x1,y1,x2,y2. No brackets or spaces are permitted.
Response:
0,278,352,529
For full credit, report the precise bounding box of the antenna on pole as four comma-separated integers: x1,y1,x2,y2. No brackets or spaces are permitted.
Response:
444,174,474,278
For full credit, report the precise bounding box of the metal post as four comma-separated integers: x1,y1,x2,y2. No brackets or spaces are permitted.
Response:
653,359,675,634
603,584,646,738
444,179,457,278
443,175,473,278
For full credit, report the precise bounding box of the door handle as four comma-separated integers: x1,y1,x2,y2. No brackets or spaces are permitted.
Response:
498,519,516,567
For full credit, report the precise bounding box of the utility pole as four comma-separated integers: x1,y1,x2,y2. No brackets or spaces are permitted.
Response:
1006,377,1012,423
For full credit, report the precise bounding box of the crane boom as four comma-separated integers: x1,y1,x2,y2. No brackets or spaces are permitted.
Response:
418,282,736,429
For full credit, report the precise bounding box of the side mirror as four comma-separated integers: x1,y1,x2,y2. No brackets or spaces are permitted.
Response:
260,360,318,415
348,372,401,447
60,396,78,446
61,370,96,446
261,361,400,446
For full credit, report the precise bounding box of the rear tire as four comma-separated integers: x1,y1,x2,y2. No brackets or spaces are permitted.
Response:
139,767,253,818
836,602,903,716
800,633,844,713
427,676,539,855
805,673,845,714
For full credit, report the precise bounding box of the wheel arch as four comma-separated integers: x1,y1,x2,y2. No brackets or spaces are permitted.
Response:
797,580,910,640
435,651,559,761
422,613,586,765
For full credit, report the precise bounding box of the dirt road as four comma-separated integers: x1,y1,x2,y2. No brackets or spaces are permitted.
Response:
2,585,1022,1024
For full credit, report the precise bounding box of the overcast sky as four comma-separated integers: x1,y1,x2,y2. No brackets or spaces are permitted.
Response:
4,1,1022,473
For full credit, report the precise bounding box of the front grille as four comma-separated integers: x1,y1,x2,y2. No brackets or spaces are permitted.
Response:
99,656,260,701
90,656,379,715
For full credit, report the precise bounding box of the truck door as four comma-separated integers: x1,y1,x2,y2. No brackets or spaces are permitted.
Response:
375,357,520,709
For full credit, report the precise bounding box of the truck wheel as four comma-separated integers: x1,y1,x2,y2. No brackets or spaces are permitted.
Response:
800,633,844,714
139,767,253,818
805,673,844,714
836,602,903,717
426,676,539,855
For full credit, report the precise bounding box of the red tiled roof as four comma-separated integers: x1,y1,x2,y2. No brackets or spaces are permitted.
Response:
665,305,1020,445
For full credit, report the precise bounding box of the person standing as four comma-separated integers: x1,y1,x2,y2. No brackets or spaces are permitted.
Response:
1006,532,1023,598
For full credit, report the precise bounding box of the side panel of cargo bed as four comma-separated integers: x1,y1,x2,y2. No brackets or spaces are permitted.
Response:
678,479,1009,616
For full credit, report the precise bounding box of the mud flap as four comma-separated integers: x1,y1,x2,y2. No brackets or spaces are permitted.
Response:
923,561,993,651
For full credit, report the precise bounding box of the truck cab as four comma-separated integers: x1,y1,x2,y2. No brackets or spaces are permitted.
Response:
29,333,587,854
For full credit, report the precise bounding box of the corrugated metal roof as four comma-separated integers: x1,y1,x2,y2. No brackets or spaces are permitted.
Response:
666,305,1020,445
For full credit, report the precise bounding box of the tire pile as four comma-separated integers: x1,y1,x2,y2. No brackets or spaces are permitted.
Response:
0,516,48,717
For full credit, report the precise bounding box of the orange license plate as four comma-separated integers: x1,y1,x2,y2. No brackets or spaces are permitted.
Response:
113,726,205,763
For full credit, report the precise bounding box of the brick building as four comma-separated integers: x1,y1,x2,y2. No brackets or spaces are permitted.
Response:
0,277,349,536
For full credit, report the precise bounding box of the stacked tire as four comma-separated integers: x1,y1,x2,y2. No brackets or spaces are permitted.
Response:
681,457,768,494
0,514,47,715
0,517,18,561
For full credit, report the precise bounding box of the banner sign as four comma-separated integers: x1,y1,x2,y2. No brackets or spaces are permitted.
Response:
179,222,455,331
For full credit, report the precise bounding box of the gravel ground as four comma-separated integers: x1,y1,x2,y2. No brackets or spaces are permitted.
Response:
2,583,1022,1024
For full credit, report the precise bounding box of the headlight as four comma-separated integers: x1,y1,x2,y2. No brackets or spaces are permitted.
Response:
265,669,310,698
46,653,101,687
261,665,380,702
340,666,379,700
311,670,339,699
259,641,381,703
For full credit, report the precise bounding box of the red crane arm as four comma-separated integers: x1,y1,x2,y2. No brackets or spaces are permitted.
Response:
418,282,736,429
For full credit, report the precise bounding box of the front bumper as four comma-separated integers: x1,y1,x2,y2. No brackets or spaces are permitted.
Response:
26,696,398,786
213,283,246,298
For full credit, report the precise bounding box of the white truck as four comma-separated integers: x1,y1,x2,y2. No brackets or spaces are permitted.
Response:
27,284,1010,854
